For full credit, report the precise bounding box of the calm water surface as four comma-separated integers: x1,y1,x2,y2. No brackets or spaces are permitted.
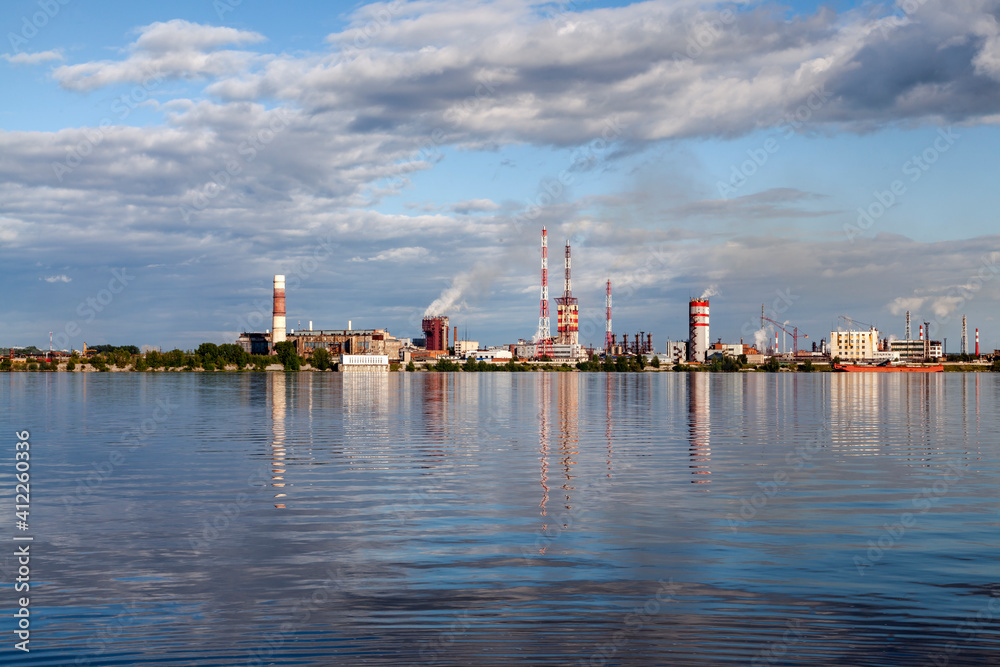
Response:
3,372,999,666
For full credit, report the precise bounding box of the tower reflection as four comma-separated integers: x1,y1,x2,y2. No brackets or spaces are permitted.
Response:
688,373,711,483
270,372,287,508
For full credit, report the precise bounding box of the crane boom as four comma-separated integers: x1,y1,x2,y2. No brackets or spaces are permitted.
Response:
761,315,809,355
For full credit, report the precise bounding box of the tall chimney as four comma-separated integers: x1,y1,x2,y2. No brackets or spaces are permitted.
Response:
976,328,980,357
272,275,286,344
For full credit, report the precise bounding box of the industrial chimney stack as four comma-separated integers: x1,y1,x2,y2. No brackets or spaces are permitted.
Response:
272,275,286,345
689,299,709,362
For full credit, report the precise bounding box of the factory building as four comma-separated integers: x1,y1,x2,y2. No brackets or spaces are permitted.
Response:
236,332,271,356
422,316,450,352
890,339,943,362
663,340,688,364
292,329,402,360
688,300,709,362
514,341,584,361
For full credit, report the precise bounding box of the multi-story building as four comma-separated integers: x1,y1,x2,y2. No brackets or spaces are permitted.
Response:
455,340,480,358
829,329,880,361
889,339,943,361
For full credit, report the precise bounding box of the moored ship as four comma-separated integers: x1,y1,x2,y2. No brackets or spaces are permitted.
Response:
832,362,943,373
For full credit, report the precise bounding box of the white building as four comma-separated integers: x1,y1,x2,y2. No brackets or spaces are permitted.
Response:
473,347,513,361
663,340,688,364
829,329,880,361
514,342,587,361
890,339,943,361
338,354,389,372
455,340,480,358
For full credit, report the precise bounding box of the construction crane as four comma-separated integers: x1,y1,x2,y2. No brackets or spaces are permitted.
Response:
761,311,809,355
838,315,876,331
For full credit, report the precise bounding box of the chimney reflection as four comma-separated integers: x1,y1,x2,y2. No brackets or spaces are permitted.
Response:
556,373,579,510
605,374,613,478
270,372,287,508
539,373,551,520
688,372,711,483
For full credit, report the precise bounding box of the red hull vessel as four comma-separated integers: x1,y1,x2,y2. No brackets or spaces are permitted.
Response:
832,363,944,373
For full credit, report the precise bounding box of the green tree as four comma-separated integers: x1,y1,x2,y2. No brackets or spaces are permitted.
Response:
406,361,416,372
66,361,76,371
761,358,781,372
464,356,478,372
311,348,332,371
650,356,660,368
197,342,221,365
800,360,815,372
217,344,249,369
273,341,300,370
133,357,148,372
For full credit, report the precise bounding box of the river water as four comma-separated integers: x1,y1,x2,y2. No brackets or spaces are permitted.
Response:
3,372,999,666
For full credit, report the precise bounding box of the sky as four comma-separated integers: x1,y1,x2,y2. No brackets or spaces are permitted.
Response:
2,0,1000,353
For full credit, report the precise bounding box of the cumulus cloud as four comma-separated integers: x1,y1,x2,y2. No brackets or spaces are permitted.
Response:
41,274,71,283
53,19,265,91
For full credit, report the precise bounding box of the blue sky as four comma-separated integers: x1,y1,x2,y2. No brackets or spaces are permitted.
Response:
3,0,1000,352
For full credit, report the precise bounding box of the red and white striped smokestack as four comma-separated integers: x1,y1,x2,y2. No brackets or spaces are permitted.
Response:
919,324,923,341
976,328,979,356
272,275,286,344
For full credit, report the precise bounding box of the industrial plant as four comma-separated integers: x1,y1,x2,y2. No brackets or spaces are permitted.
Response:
224,227,990,372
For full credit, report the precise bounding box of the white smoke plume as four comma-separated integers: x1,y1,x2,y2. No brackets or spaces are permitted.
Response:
424,262,501,317
700,284,719,300
753,328,768,352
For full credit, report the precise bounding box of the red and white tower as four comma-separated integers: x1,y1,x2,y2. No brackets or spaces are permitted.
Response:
605,279,613,353
536,227,552,358
689,299,709,361
976,328,980,357
272,275,286,347
555,241,579,346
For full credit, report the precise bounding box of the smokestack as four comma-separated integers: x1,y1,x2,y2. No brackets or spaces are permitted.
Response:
689,299,709,361
309,321,313,332
272,275,286,345
348,320,352,330
919,324,923,341
976,328,980,357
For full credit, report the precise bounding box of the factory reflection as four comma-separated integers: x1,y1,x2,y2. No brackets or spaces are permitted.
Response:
688,372,711,483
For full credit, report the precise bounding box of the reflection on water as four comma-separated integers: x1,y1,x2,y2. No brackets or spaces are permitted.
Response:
556,374,579,513
688,371,711,483
9,372,1000,666
271,372,287,507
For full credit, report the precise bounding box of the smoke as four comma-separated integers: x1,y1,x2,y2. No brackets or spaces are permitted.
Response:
700,284,719,300
753,328,768,352
424,262,501,317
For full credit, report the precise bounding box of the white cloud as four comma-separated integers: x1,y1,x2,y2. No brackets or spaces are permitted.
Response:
351,246,431,262
53,19,265,92
2,50,64,65
42,274,71,283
